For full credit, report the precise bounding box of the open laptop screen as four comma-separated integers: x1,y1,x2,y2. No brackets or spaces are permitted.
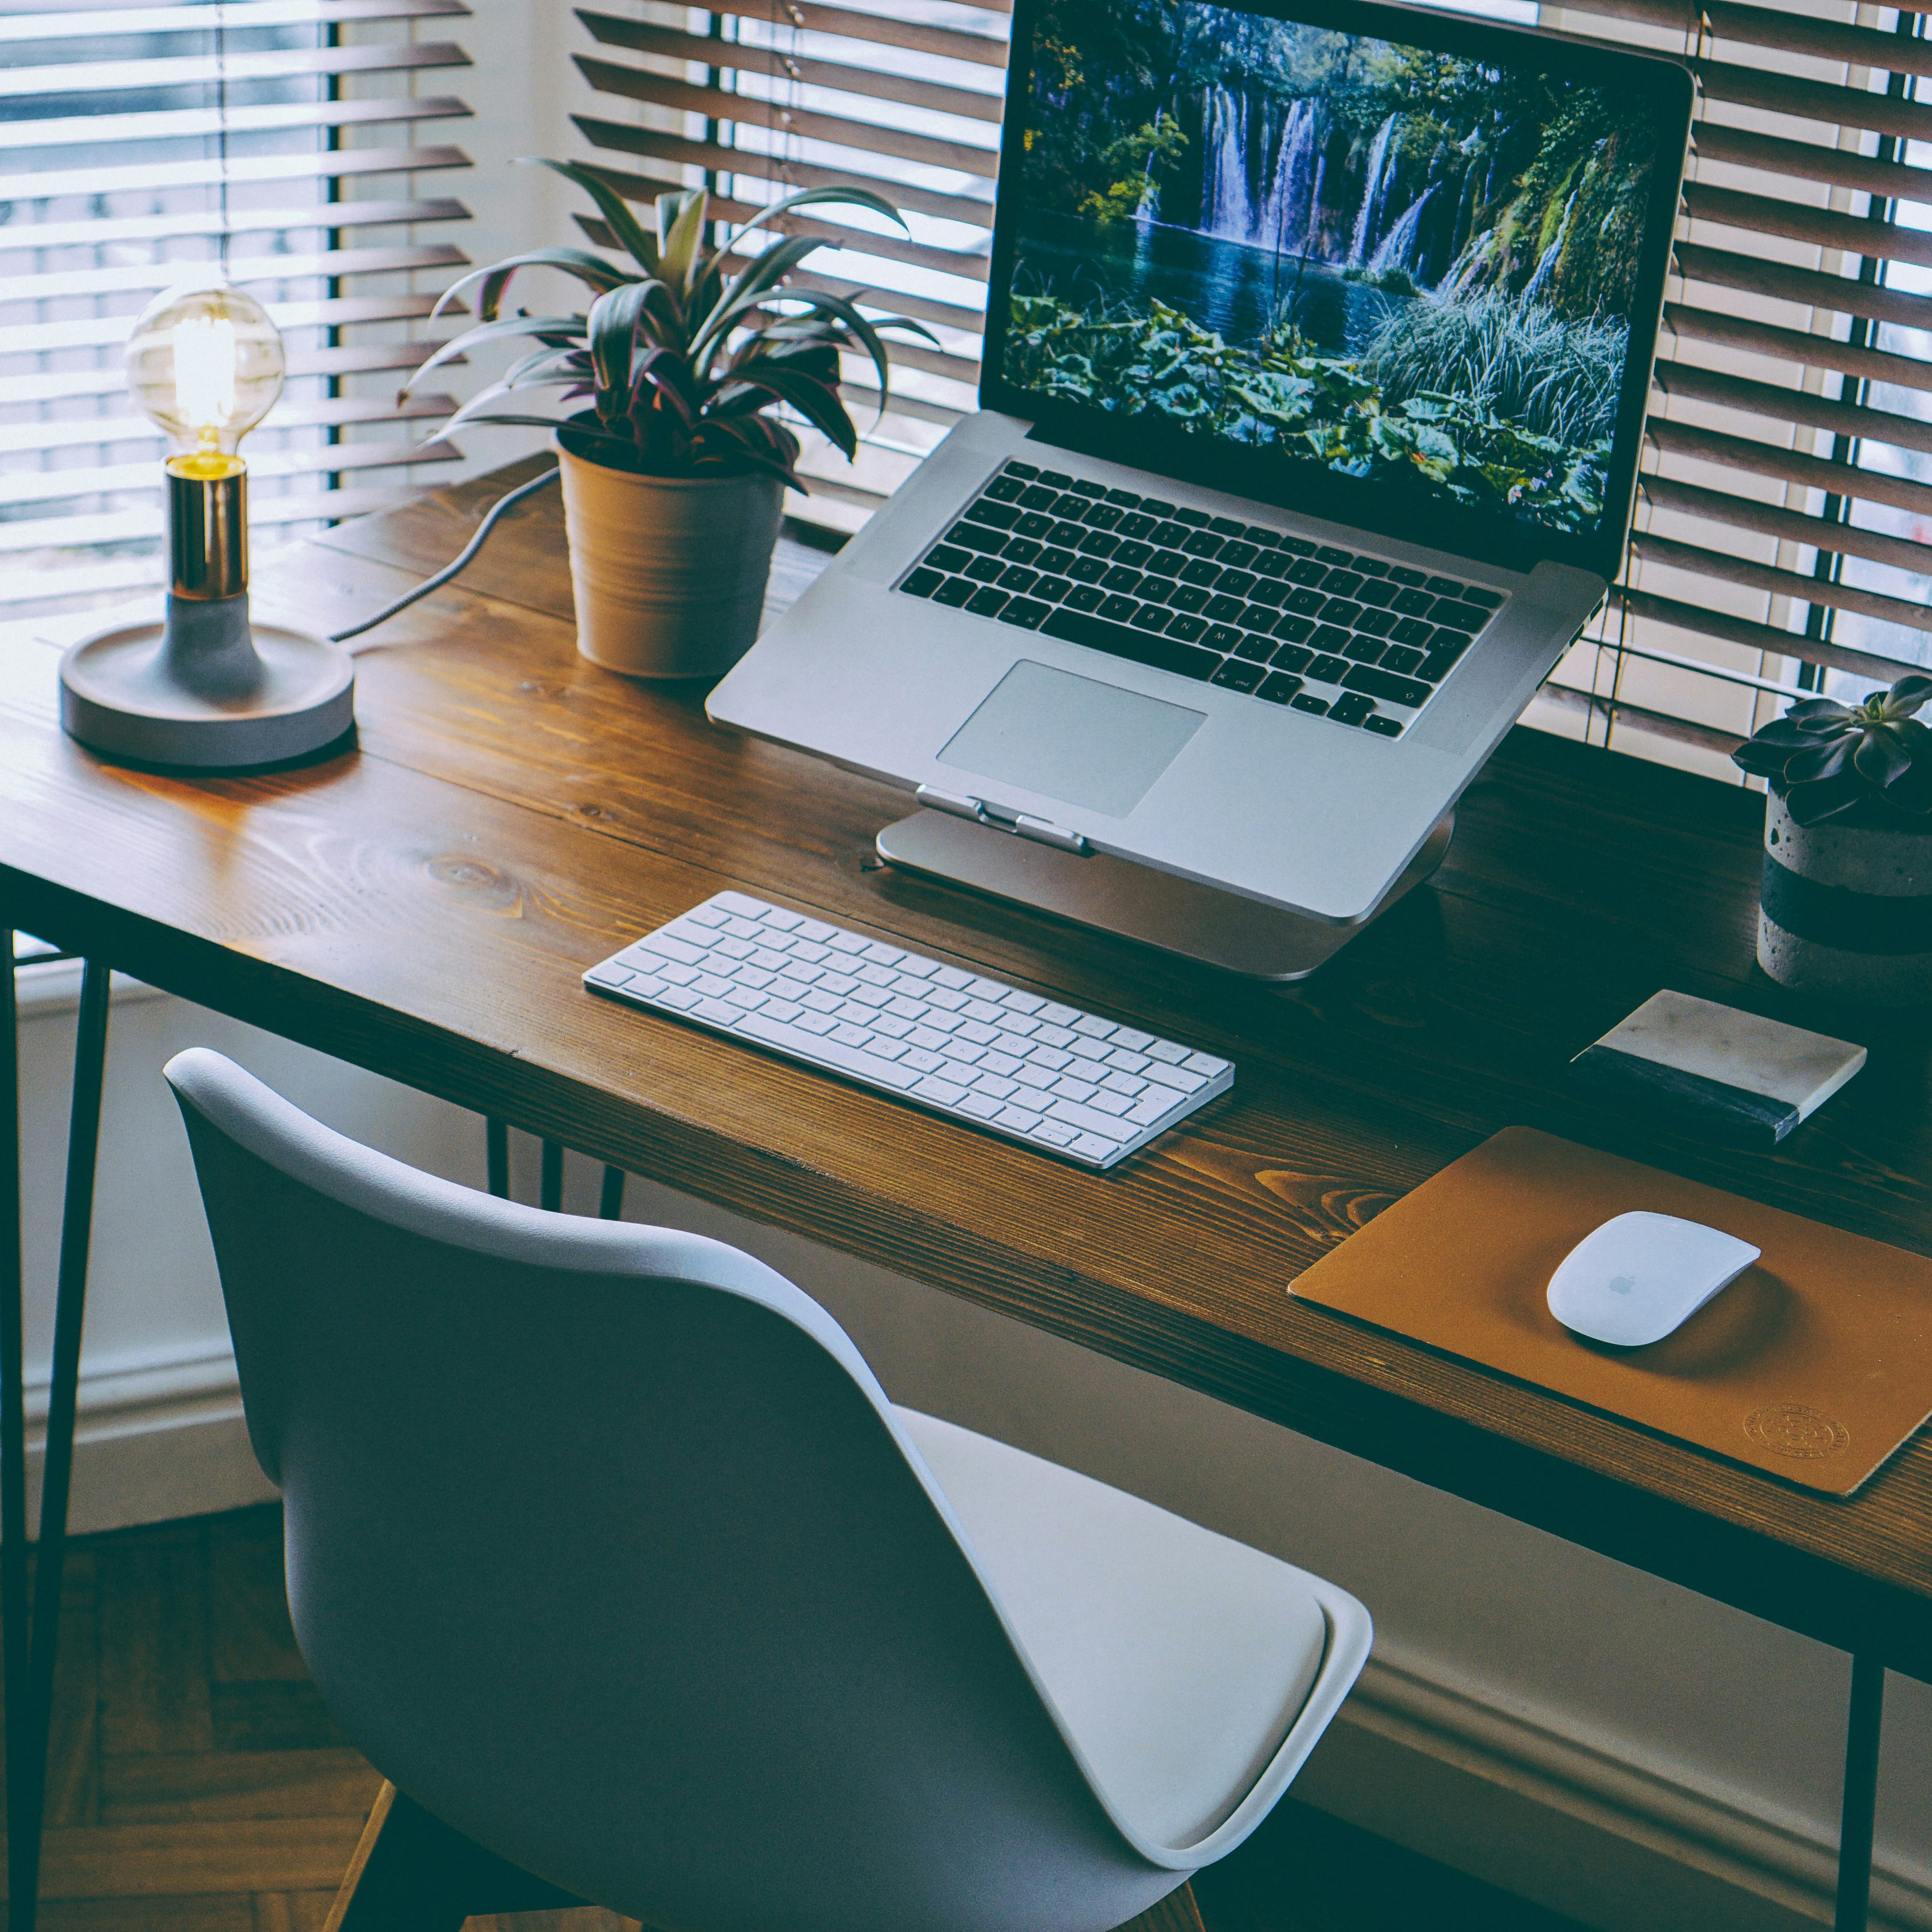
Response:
984,0,1689,575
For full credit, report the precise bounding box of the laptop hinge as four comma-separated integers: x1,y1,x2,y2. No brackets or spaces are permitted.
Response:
914,785,1090,856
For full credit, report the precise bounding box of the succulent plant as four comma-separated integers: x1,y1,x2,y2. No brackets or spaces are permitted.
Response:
1732,675,1932,825
408,160,938,489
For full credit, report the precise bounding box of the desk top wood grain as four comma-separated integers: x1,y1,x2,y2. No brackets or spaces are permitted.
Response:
7,461,1932,1675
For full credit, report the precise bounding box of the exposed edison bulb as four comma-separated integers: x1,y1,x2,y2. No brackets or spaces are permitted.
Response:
126,281,285,473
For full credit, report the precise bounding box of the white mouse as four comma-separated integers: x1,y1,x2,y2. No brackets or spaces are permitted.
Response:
1547,1211,1761,1347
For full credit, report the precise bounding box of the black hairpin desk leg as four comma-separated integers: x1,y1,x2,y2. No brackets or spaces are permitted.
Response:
1836,1654,1884,1932
7,958,111,1932
485,1118,510,1199
1,930,31,1925
598,1165,625,1221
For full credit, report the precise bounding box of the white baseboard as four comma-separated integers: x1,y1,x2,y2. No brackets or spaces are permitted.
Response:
1301,1647,1932,1932
24,1346,276,1539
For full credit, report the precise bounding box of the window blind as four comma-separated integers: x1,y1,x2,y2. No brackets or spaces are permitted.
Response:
0,0,475,615
563,0,1932,777
1534,0,1932,774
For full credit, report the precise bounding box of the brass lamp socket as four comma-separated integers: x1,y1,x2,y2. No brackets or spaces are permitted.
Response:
166,453,248,600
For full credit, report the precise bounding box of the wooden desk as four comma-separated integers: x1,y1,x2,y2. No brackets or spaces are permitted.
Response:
3,461,1926,1930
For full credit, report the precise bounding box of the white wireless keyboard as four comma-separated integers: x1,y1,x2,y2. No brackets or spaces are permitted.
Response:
583,891,1233,1170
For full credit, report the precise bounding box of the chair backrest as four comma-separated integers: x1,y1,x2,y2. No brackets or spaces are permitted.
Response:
165,1050,1185,1932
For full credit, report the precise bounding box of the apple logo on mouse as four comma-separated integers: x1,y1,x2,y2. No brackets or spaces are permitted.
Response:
1548,1213,1759,1348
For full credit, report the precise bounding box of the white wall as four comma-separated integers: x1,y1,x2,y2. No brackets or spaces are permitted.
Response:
14,963,1931,1932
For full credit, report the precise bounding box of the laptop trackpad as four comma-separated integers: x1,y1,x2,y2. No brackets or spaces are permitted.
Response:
938,660,1205,819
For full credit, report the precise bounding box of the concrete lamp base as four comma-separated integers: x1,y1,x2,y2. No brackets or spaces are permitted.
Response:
59,592,354,771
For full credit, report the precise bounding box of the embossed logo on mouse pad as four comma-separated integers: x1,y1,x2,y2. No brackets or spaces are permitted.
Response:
1744,1404,1849,1459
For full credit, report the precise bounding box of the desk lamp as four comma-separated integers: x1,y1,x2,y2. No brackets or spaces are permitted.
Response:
59,281,355,769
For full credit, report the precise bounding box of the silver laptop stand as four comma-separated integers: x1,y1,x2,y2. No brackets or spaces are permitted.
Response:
876,810,1454,981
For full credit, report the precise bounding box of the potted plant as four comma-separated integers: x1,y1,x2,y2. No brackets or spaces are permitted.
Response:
1732,675,1932,1005
411,162,935,679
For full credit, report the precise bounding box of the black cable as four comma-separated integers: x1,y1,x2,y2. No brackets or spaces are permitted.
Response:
328,466,560,643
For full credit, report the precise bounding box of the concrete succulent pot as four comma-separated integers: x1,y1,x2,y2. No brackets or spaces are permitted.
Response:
1759,787,1932,1006
556,437,783,681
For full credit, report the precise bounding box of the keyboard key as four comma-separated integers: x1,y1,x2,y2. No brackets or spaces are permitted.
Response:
1344,663,1432,707
1330,693,1377,727
1353,556,1390,576
1424,575,1462,596
1043,606,1220,681
1046,1097,1132,1143
1257,672,1303,704
1292,693,1330,715
1211,658,1265,692
1069,556,1110,583
1392,617,1434,646
1232,632,1276,661
1065,584,1105,611
1357,608,1398,637
1273,613,1314,643
1203,593,1247,622
1098,594,1140,623
1287,588,1328,616
1357,578,1399,607
948,522,1006,555
1172,506,1211,527
1322,598,1364,627
1365,715,1405,737
1309,654,1351,682
984,476,1025,502
903,567,943,598
1316,545,1353,566
1324,573,1363,599
1070,477,1105,497
1429,626,1477,659
965,587,1009,617
1000,598,1049,630
1388,565,1427,585
1005,460,1039,478
1168,613,1208,642
1462,587,1504,608
964,556,1005,584
999,565,1040,593
1033,576,1073,603
1381,644,1425,674
1037,469,1072,487
1131,604,1173,632
1394,588,1436,616
965,499,1020,530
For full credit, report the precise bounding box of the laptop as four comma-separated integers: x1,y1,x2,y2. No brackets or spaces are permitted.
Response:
708,0,1692,932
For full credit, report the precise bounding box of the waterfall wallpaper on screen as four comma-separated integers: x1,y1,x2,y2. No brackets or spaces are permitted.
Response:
1003,0,1660,536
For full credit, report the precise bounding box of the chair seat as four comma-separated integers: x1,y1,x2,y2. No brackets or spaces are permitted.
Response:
895,1409,1331,1853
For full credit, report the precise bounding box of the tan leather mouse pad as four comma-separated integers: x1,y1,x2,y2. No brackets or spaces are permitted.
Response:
1290,1127,1932,1496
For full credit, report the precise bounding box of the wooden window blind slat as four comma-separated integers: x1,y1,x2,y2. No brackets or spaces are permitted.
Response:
0,143,469,208
11,243,468,307
0,93,473,156
1661,303,1932,401
578,17,1004,119
0,40,471,102
574,58,1000,177
1681,182,1932,276
1689,122,1932,204
1652,365,1932,459
1556,0,1932,78
1647,418,1932,519
574,137,994,229
9,195,471,257
0,0,465,42
1639,473,1932,581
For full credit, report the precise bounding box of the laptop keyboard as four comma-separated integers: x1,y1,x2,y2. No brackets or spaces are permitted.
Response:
894,460,1508,738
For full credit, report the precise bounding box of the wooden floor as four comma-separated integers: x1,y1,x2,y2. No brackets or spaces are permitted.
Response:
0,1505,1582,1932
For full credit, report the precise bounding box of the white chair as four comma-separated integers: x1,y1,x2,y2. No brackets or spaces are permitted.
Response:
164,1048,1371,1932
